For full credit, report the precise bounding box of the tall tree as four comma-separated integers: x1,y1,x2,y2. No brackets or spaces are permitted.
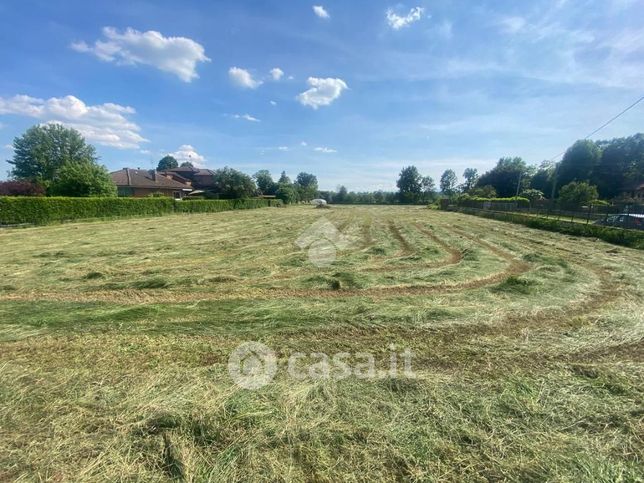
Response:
180,161,194,168
421,176,436,201
592,134,644,199
278,171,291,184
335,185,348,203
531,161,555,197
211,167,257,199
253,170,277,195
440,169,458,196
462,168,478,192
8,124,97,187
295,172,318,201
157,155,179,171
396,166,423,203
477,157,532,198
555,140,601,194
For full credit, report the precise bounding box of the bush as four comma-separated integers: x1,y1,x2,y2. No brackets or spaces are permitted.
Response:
0,180,45,196
457,196,530,209
0,197,282,225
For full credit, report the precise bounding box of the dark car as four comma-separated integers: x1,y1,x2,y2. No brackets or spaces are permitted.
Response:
594,214,644,230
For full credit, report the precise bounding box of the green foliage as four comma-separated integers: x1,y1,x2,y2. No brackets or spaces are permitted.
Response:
180,161,194,168
469,185,497,198
440,169,458,196
253,170,277,195
519,189,545,203
593,134,644,199
397,166,423,203
157,155,179,171
0,197,281,225
557,140,601,192
457,196,530,208
275,182,298,204
295,172,318,201
462,168,478,191
558,181,599,206
477,157,533,198
49,161,117,197
8,124,97,187
211,167,257,199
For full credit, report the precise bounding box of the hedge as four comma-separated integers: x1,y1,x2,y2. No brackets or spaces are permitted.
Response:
457,196,531,209
456,207,644,250
0,197,282,225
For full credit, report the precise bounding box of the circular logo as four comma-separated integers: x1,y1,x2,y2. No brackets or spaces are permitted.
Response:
228,341,277,389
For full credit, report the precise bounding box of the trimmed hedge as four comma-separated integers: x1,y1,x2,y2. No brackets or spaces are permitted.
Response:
456,207,644,250
457,196,531,209
0,197,282,225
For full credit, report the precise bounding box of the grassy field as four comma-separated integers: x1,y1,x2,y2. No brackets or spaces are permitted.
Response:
1,205,643,481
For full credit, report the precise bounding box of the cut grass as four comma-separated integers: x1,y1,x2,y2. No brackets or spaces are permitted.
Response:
0,205,642,481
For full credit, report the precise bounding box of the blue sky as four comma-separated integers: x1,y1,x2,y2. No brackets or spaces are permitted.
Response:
0,0,642,190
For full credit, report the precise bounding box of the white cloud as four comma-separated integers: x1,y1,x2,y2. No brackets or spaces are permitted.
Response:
0,94,147,149
301,141,308,146
386,7,425,30
499,16,526,34
314,146,337,153
169,144,205,166
233,113,260,122
270,67,284,81
313,5,330,19
297,77,348,109
270,100,277,106
228,67,263,89
71,27,210,82
4,144,13,150
277,146,289,151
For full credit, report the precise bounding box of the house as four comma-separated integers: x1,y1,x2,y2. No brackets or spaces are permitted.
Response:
620,182,644,201
161,167,217,190
110,168,193,198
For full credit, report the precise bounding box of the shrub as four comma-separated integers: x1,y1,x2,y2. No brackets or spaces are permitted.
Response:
0,197,282,225
457,196,530,209
0,180,45,196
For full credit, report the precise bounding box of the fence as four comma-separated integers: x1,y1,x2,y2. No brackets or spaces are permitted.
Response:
454,199,644,231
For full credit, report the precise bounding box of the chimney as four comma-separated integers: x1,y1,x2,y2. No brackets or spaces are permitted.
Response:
150,170,157,181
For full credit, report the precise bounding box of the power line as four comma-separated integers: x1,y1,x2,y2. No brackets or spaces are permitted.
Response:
549,94,644,163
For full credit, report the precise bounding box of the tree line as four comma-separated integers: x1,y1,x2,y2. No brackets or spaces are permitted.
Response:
322,133,643,206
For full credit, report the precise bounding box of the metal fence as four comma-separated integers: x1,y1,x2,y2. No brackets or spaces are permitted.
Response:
456,200,644,230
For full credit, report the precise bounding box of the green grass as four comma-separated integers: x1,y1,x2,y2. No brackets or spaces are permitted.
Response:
0,205,642,481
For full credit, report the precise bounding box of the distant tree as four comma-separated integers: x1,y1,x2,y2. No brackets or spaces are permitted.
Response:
8,124,97,188
397,166,423,203
0,180,45,196
593,134,644,199
462,168,478,192
157,155,179,171
49,161,117,197
531,161,555,197
556,140,601,192
440,169,458,196
276,182,298,204
469,185,497,198
278,171,291,184
180,161,194,168
211,167,257,199
558,181,599,206
253,170,277,195
519,188,545,204
295,172,318,201
421,176,436,201
335,185,348,203
477,157,532,198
